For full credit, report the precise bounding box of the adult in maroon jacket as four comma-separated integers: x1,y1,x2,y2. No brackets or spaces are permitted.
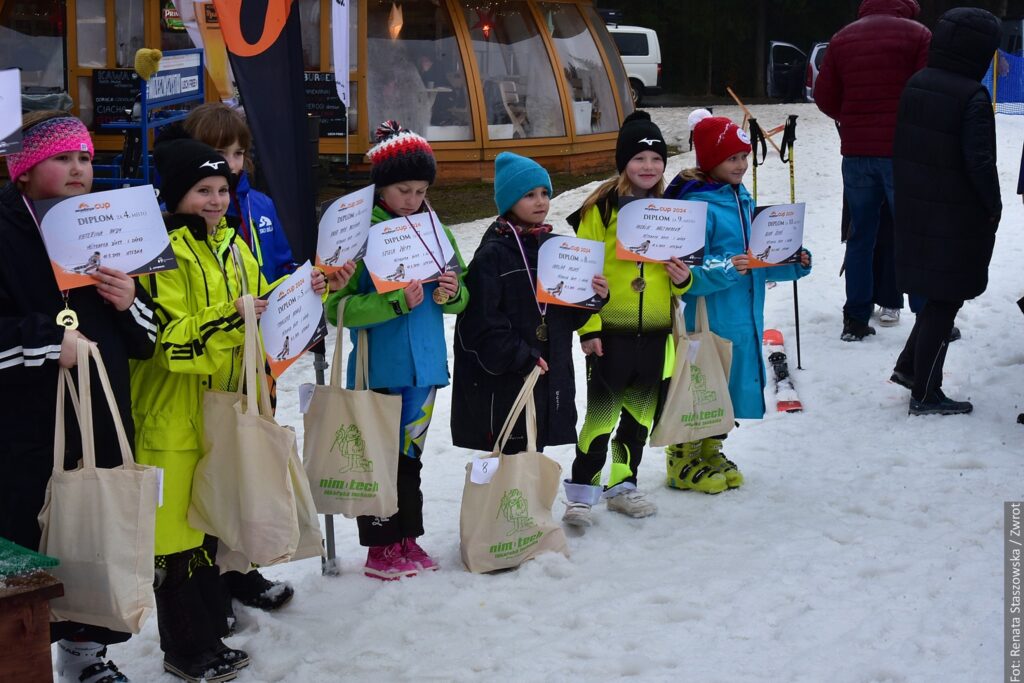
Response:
815,0,930,341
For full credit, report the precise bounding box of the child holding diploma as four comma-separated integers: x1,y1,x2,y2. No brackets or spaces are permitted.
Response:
662,109,811,493
326,121,468,580
130,130,328,681
183,99,344,624
451,152,608,454
562,112,693,527
0,110,156,682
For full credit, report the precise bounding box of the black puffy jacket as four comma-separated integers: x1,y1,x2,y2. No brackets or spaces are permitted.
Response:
893,7,1002,301
451,222,594,453
0,182,156,549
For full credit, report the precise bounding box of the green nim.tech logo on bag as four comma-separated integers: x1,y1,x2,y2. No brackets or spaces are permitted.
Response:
679,365,725,426
489,488,543,559
331,424,372,473
319,424,378,499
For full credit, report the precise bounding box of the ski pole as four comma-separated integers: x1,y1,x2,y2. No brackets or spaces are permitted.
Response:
314,349,340,576
748,118,768,204
780,114,803,370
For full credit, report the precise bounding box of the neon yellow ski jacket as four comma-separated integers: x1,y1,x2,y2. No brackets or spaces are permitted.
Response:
575,202,692,339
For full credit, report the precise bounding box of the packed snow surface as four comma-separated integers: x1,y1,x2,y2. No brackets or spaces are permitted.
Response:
112,104,1024,681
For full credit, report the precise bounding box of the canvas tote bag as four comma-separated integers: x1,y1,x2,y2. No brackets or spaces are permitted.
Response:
650,297,735,446
188,295,303,566
302,297,401,518
38,339,159,633
460,367,568,573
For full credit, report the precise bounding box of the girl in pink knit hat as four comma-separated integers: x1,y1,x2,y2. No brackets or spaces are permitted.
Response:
1,111,157,681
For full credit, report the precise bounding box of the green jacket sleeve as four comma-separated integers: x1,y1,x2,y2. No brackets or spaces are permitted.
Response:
576,207,606,338
144,269,246,375
440,223,469,315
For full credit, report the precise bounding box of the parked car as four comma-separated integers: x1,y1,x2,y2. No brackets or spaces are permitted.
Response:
767,40,828,102
606,24,662,106
1002,17,1022,55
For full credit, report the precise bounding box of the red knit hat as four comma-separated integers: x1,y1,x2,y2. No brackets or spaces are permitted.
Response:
688,109,751,173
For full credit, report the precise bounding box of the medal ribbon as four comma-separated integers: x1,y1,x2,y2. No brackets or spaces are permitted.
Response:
23,194,79,328
404,211,447,277
505,219,548,321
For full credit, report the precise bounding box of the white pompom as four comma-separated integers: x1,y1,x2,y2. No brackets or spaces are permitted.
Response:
688,108,712,129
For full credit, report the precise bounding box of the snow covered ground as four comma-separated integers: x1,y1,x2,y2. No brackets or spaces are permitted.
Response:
114,104,1024,682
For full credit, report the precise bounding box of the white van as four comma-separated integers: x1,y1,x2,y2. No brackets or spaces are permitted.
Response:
606,24,662,106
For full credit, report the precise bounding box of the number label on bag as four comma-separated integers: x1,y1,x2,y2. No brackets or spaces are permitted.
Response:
299,382,315,414
687,340,701,364
470,457,500,484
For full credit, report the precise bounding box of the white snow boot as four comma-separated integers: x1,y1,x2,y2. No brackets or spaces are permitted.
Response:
562,480,603,527
605,484,657,518
56,640,129,682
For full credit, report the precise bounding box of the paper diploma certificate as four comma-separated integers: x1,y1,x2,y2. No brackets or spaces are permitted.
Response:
536,235,605,310
748,203,805,268
315,184,374,273
34,185,178,290
259,261,328,377
615,197,707,265
362,211,460,294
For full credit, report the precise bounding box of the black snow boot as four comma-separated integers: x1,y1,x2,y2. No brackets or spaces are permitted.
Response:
224,568,294,611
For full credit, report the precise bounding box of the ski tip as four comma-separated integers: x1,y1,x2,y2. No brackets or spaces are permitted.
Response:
776,400,803,413
763,328,784,346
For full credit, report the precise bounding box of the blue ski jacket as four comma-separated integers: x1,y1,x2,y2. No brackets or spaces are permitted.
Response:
665,177,811,419
228,172,297,282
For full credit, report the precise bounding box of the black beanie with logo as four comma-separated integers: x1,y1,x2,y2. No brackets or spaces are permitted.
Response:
153,126,233,212
615,110,668,173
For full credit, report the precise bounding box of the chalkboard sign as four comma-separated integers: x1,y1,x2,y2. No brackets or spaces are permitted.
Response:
304,72,347,138
92,69,140,129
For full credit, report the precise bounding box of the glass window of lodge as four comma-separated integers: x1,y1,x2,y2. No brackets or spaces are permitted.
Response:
540,2,616,135
585,5,632,118
366,0,472,142
1,0,68,95
463,1,565,140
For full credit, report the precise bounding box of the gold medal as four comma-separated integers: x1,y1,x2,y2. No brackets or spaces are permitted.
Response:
56,308,79,330
432,287,450,305
631,277,647,293
536,322,549,341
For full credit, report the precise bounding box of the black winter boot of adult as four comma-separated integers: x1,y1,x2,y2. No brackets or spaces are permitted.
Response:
224,569,294,611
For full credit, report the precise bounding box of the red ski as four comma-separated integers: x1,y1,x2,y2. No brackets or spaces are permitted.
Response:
762,329,803,413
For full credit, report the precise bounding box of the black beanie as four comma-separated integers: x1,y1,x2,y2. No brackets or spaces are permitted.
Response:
615,110,668,173
153,127,233,212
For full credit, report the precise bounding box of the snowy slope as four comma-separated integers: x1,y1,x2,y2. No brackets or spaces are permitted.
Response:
114,104,1024,682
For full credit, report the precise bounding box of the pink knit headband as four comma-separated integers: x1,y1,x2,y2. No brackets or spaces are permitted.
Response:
6,117,95,180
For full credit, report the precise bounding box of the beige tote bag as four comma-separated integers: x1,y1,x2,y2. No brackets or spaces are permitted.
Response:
188,295,303,566
38,339,159,633
650,297,735,446
460,367,568,573
302,297,401,518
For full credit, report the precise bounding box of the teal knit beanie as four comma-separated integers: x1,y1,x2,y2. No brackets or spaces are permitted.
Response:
494,151,552,216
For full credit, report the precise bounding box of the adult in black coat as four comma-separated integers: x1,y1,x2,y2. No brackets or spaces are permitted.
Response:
891,7,1001,415
452,218,598,453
